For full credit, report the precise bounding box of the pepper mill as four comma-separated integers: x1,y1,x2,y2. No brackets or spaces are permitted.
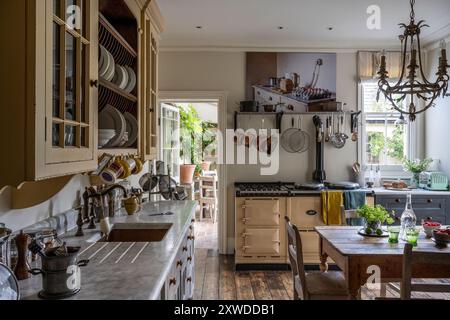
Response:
75,205,85,237
14,231,30,280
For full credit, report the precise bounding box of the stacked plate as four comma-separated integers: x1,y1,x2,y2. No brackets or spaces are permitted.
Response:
99,105,127,148
98,45,137,93
99,45,115,82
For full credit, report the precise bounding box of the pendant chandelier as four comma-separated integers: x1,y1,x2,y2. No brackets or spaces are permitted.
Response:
377,0,449,121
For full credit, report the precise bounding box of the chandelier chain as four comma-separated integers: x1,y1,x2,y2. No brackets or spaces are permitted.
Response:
410,0,415,21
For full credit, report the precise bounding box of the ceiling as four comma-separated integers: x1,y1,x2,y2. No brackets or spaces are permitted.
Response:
156,0,450,50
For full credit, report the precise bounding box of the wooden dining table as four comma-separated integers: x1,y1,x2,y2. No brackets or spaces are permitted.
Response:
315,226,450,299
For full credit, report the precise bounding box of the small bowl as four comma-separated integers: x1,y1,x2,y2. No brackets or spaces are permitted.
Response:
423,223,441,238
433,229,450,247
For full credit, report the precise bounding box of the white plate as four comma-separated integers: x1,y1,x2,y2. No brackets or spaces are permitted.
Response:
98,47,104,75
124,66,137,93
112,65,129,90
99,105,126,148
103,50,116,82
99,45,108,78
124,112,138,147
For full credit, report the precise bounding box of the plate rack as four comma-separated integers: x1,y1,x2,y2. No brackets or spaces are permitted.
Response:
98,11,138,151
98,13,138,115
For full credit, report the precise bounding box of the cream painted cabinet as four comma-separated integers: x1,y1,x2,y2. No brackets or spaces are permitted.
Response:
235,198,287,264
0,0,99,188
0,0,164,188
140,19,159,160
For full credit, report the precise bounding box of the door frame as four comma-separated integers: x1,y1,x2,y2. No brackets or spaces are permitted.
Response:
158,91,228,254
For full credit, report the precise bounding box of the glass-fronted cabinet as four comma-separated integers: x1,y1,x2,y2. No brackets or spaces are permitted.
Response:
160,104,180,181
48,0,97,164
142,19,159,160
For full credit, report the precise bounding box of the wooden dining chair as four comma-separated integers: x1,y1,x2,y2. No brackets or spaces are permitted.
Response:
285,216,350,300
400,243,450,299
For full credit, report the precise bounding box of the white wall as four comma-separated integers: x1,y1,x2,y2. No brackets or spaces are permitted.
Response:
159,51,359,249
276,52,337,92
425,40,450,175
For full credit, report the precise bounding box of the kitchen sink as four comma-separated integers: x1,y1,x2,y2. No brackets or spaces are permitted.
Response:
106,223,172,242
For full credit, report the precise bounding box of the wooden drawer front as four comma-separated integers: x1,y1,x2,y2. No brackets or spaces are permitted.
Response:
242,200,280,226
289,197,323,230
242,228,280,255
300,231,320,263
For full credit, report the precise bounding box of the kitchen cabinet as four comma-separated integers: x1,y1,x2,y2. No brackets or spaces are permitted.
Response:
1,0,99,187
164,219,195,300
376,194,449,225
287,197,324,264
235,198,286,265
0,0,164,188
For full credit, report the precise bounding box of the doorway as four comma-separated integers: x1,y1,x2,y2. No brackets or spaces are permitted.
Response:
159,92,227,254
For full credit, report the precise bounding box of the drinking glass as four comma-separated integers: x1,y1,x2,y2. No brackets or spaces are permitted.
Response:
406,228,420,247
387,226,400,244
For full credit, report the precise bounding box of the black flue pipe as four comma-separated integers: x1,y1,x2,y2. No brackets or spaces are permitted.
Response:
312,116,326,183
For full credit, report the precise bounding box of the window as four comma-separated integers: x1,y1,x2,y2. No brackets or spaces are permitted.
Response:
361,82,412,171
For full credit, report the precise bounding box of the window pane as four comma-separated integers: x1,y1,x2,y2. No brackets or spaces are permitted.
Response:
53,0,62,17
52,123,61,147
65,125,76,147
65,32,76,121
365,115,407,166
80,127,87,147
80,43,87,123
53,23,61,118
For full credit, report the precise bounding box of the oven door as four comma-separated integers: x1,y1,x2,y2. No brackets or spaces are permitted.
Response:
242,228,281,255
242,199,280,227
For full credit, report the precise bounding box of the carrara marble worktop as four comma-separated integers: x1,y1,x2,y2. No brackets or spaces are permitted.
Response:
19,201,197,300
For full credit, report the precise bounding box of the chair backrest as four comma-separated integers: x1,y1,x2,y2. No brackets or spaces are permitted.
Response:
340,206,359,226
401,243,450,299
285,216,307,299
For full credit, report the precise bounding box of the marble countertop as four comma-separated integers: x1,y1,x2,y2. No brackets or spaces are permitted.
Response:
19,201,197,300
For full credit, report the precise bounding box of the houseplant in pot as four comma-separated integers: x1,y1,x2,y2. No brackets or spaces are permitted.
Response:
179,105,202,184
402,158,433,187
356,204,395,236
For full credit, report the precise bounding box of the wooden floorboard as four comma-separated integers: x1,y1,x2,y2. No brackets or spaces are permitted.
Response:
265,271,291,300
202,249,220,300
249,272,272,300
219,254,237,300
235,272,255,300
194,248,208,300
279,272,294,300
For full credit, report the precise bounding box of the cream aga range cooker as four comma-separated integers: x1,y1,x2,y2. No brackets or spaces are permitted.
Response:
234,181,361,269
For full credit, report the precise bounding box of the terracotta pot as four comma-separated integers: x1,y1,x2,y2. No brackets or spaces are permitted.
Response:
200,161,211,172
180,165,196,184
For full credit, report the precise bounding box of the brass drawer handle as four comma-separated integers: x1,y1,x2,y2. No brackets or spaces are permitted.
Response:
427,199,433,203
395,198,401,203
191,219,196,223
90,79,98,88
182,246,188,252
187,235,195,241
187,256,192,262
177,260,183,268
169,278,177,286
187,277,192,283
189,225,194,230
306,210,318,216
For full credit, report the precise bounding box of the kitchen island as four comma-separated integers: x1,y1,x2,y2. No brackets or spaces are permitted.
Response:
19,201,197,300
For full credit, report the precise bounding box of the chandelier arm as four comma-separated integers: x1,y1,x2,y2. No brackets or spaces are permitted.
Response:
416,35,433,85
392,33,410,88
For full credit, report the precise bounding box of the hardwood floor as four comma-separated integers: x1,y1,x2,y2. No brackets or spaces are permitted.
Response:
194,248,450,300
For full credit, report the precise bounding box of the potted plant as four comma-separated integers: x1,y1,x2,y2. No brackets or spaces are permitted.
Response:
179,105,202,184
356,205,395,235
403,158,433,187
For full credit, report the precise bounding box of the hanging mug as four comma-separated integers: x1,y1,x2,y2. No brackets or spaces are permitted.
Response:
100,158,125,184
